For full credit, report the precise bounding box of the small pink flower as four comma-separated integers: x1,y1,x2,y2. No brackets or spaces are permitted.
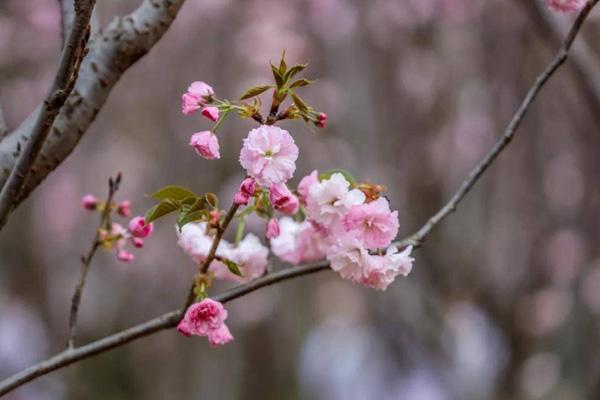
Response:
81,194,97,210
306,173,365,226
201,106,219,122
177,320,192,336
213,234,268,283
359,246,414,290
117,250,135,262
181,81,215,114
233,178,257,206
271,218,327,265
316,112,327,128
265,218,280,239
326,235,369,282
269,183,300,215
128,216,154,238
181,299,228,336
117,200,131,217
190,131,220,160
297,170,319,205
547,0,586,13
131,237,144,248
239,125,299,186
343,197,399,249
207,324,234,347
182,93,201,115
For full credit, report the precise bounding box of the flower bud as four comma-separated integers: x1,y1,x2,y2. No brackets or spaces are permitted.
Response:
201,106,219,122
117,200,131,217
81,194,98,210
128,216,154,238
131,237,144,248
117,250,135,262
189,131,220,160
316,112,327,128
269,183,300,215
265,218,280,239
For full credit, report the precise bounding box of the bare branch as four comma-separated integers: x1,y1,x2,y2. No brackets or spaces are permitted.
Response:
0,1,597,396
59,0,75,46
0,0,186,228
0,0,96,229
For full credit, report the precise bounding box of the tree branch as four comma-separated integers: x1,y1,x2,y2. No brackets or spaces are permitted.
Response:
0,1,597,396
0,97,6,139
0,0,96,230
0,0,186,229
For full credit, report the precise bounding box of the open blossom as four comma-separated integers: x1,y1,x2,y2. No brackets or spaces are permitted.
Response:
233,177,257,206
128,216,154,238
239,125,299,187
547,0,586,12
81,194,97,210
177,223,231,266
269,183,300,215
201,106,219,122
359,246,414,290
216,234,269,282
265,218,280,239
343,197,399,249
190,131,220,160
326,235,369,282
297,170,319,205
306,173,366,226
177,299,233,346
271,217,327,265
181,81,214,114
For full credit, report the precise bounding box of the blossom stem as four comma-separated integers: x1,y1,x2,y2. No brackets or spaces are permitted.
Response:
67,174,121,349
212,109,230,133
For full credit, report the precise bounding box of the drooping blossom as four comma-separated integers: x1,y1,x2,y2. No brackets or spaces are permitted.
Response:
239,125,299,186
177,299,233,346
265,218,280,239
233,177,257,206
306,173,365,227
128,216,154,238
181,81,215,114
297,170,319,205
359,246,414,290
343,197,399,249
201,106,219,122
547,0,586,13
81,194,97,210
269,183,300,215
189,131,220,160
117,200,131,217
271,217,327,265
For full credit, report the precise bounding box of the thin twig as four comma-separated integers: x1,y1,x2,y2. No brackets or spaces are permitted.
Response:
0,0,96,230
67,175,121,349
0,2,597,396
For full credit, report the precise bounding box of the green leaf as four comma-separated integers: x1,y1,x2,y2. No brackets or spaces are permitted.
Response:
319,169,358,186
145,198,181,223
290,92,309,113
204,192,218,208
150,185,196,201
279,50,287,74
177,209,207,230
271,64,285,89
239,85,272,100
289,78,315,89
223,258,243,277
285,63,307,81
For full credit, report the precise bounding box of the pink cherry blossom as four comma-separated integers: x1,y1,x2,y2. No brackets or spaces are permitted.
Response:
189,131,220,160
81,194,97,210
201,106,219,122
217,234,268,282
177,223,231,266
181,81,215,114
265,218,280,239
359,246,414,290
343,197,399,249
117,250,135,262
547,0,586,13
271,217,327,265
306,173,365,226
128,216,154,238
316,112,327,128
207,324,234,347
233,177,257,206
269,183,300,215
326,235,368,282
177,320,192,336
297,170,319,205
179,299,229,338
131,237,144,248
239,125,299,186
117,200,131,217
182,93,201,115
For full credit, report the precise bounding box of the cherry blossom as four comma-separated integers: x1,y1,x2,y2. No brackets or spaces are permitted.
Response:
189,131,221,160
343,197,399,249
306,173,366,226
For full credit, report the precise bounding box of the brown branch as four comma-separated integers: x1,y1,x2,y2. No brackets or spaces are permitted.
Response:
67,174,121,349
0,1,597,396
0,0,95,230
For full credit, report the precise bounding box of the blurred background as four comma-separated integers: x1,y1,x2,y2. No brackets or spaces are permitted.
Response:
1,0,600,399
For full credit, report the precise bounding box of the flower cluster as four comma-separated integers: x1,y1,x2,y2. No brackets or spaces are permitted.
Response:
547,0,586,13
81,194,154,263
177,298,233,347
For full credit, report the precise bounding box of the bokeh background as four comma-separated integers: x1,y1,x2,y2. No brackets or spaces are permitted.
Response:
1,0,600,399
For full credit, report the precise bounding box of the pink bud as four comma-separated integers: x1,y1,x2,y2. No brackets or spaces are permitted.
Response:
189,131,220,160
297,170,319,205
131,237,144,248
177,320,192,336
201,106,219,122
81,194,98,210
117,250,135,262
233,178,257,206
316,112,327,128
209,210,220,225
117,200,131,217
547,0,586,13
234,191,250,206
187,81,215,103
128,216,154,238
265,218,280,239
269,183,300,215
182,93,201,115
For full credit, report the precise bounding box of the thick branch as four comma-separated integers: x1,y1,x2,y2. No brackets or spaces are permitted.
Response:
0,0,95,229
0,0,186,227
0,1,597,396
